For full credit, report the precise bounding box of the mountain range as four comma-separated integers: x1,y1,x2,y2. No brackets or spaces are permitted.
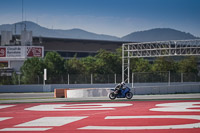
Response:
0,21,199,42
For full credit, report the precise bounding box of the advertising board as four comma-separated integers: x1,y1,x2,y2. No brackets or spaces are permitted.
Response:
0,48,6,57
6,46,23,57
27,47,43,57
0,46,44,59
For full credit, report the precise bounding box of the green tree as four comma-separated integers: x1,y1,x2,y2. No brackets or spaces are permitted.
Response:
64,55,84,74
178,56,198,73
131,58,151,72
44,52,65,83
152,57,178,72
114,48,122,74
20,57,44,84
80,56,96,74
95,49,121,74
64,55,86,84
130,58,152,83
12,71,19,85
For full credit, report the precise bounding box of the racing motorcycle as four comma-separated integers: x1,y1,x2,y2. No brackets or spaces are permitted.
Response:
109,86,133,100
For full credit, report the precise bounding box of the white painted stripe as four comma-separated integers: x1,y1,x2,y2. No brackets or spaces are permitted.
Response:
25,103,132,111
0,105,15,109
0,117,12,121
0,128,51,131
105,115,200,120
79,123,200,130
16,116,87,127
150,102,200,112
79,115,200,130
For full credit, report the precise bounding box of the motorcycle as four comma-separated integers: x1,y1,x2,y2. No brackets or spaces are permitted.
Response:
109,86,133,100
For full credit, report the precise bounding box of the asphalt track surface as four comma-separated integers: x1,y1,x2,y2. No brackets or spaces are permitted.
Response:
1,99,200,133
0,93,200,132
0,93,200,103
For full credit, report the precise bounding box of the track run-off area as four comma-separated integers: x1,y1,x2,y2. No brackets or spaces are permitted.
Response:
1,100,200,133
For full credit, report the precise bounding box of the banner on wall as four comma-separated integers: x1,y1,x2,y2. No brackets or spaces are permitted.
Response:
27,47,43,57
0,46,44,59
6,46,23,57
0,48,6,57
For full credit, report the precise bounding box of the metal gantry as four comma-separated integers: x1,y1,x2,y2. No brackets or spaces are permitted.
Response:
122,39,200,83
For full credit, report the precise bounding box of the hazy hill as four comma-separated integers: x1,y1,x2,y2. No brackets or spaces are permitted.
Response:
0,21,119,41
121,28,199,42
0,21,199,42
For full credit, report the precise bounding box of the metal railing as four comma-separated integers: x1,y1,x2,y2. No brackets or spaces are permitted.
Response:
0,72,199,85
0,74,122,85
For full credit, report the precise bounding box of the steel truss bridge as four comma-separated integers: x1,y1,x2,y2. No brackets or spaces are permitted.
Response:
122,39,200,83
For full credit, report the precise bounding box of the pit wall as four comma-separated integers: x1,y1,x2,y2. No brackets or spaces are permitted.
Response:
0,83,200,95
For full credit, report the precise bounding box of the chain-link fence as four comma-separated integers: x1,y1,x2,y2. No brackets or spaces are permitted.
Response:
0,73,122,85
132,72,200,83
0,72,200,85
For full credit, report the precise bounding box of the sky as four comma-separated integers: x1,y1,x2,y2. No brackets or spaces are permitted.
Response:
0,0,200,37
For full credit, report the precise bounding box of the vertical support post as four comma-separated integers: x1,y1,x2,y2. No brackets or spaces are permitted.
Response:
114,74,116,84
91,74,93,84
132,73,134,88
122,44,124,82
8,60,11,68
174,41,177,55
127,44,130,83
122,43,130,83
61,76,64,84
18,74,20,85
38,75,39,84
68,74,69,85
44,68,47,85
108,74,109,83
181,73,183,83
168,71,170,86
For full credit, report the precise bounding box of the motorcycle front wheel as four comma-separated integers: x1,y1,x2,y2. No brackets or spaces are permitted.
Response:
109,92,116,100
126,92,133,99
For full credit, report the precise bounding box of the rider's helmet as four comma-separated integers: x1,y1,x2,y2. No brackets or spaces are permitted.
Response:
121,82,125,86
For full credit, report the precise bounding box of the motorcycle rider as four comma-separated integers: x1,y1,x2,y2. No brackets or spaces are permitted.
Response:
114,82,126,94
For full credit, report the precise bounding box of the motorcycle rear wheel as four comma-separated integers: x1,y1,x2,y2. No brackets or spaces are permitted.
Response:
109,92,116,100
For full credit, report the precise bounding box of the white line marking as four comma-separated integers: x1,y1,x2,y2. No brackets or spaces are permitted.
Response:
15,116,87,127
79,115,200,130
25,103,132,111
0,117,12,122
0,128,51,131
105,115,200,119
150,102,200,112
0,105,15,109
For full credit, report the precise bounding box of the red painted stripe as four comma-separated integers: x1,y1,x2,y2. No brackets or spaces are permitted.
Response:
0,100,199,133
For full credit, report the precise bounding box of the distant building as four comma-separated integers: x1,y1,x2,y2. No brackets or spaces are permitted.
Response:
33,36,125,59
0,31,44,75
0,33,127,73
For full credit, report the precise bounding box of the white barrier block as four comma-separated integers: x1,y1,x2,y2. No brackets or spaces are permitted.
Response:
67,88,110,98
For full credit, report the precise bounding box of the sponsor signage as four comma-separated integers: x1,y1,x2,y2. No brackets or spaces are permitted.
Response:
0,46,44,59
0,48,6,57
6,46,23,57
27,47,43,57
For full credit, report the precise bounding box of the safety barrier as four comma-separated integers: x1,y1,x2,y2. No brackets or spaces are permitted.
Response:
54,89,68,98
66,88,111,98
1,83,200,96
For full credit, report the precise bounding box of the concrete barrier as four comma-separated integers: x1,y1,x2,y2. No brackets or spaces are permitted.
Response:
133,84,200,95
54,89,66,98
0,83,200,96
0,85,50,93
66,88,111,98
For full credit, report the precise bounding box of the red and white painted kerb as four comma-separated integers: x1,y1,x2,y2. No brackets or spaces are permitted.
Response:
0,100,200,132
